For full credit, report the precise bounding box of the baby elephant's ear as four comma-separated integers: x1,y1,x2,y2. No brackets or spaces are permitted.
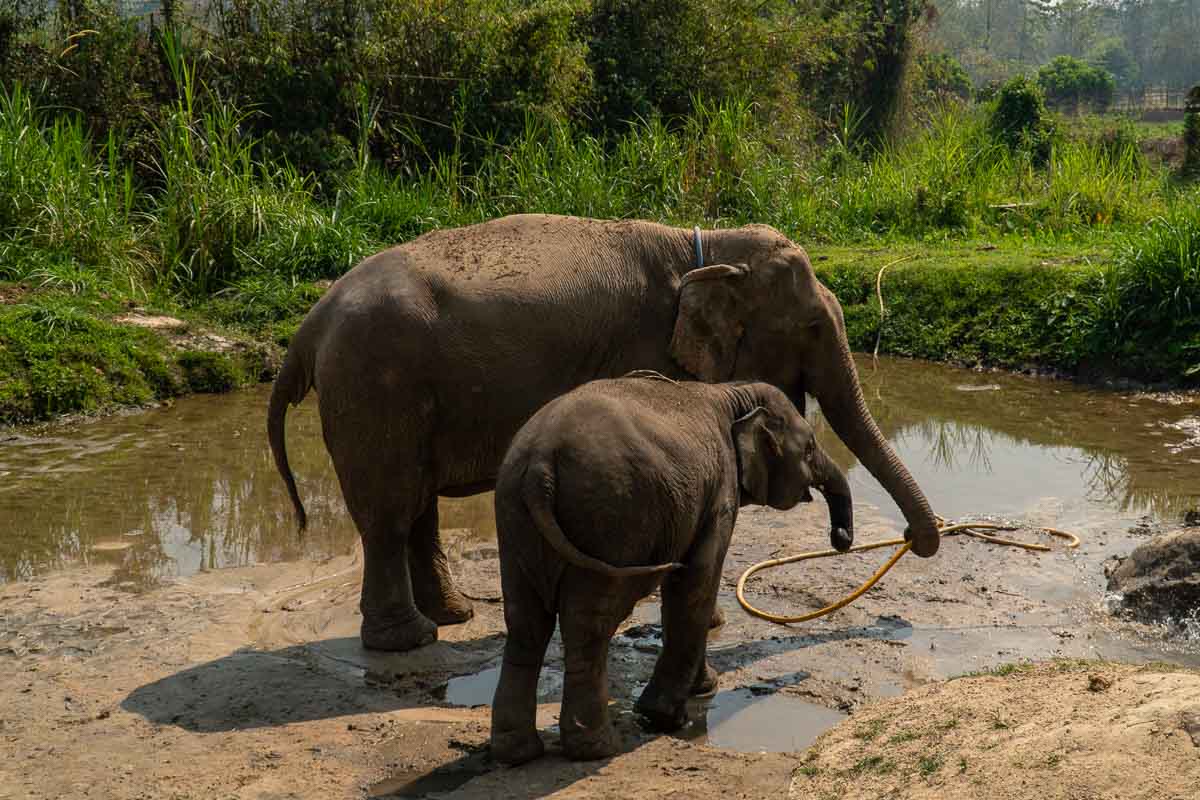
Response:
733,407,782,505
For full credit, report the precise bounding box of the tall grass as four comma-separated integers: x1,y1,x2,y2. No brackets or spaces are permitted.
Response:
1108,198,1200,375
0,73,1191,308
0,84,147,289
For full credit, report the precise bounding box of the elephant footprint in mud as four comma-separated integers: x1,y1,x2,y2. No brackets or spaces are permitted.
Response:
489,375,853,764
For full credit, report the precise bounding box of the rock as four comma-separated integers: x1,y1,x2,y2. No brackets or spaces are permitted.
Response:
1106,530,1200,622
1087,674,1112,693
1182,711,1200,747
1184,510,1200,528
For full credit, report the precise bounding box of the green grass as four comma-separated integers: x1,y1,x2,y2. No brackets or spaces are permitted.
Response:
853,719,888,741
3,73,1200,423
849,755,895,776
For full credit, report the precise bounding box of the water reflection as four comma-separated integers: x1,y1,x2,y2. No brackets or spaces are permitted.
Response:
833,357,1200,524
0,390,492,587
2,356,1199,586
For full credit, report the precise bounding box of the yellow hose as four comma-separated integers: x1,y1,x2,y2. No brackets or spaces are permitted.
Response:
735,520,1081,625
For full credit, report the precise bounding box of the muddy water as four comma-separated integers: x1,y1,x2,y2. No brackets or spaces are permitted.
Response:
3,356,1199,591
0,392,493,588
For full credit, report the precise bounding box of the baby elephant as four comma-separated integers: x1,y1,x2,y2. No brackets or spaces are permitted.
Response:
489,375,853,765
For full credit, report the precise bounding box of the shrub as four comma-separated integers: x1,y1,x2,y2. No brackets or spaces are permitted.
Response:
988,76,1056,165
1037,56,1116,113
916,52,973,103
1104,200,1200,376
1183,86,1200,180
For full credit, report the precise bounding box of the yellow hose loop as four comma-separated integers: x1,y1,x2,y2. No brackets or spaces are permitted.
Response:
735,520,1080,625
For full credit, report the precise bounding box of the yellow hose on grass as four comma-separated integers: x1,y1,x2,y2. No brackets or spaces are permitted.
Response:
735,520,1080,625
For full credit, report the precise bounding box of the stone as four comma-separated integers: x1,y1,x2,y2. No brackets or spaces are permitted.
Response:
1181,710,1200,747
1106,529,1200,622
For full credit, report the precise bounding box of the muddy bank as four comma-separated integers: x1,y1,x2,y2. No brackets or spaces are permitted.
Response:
4,356,1200,798
3,504,1199,798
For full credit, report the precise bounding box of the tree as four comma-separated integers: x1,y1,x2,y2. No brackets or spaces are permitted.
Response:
1087,37,1137,89
1037,54,1116,111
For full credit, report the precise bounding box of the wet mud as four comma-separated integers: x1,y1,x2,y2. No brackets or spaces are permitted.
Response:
3,356,1200,798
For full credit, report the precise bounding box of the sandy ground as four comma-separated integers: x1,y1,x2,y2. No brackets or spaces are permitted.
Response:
797,662,1200,800
2,502,1198,799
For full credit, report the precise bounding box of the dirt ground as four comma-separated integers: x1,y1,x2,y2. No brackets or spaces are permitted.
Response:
2,501,1198,800
797,662,1200,800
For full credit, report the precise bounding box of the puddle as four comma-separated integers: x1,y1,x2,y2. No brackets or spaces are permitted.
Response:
0,388,493,588
681,689,847,753
432,666,563,707
4,355,1200,625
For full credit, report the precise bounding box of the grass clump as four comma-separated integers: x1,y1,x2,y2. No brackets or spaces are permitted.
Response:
918,754,943,776
0,294,177,421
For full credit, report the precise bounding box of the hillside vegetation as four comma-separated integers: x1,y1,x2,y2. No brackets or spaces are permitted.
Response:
0,0,1198,422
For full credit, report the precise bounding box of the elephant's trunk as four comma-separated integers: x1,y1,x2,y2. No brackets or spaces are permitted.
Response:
813,336,940,557
814,448,854,553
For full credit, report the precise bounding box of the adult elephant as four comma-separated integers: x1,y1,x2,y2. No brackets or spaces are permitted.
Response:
268,214,940,652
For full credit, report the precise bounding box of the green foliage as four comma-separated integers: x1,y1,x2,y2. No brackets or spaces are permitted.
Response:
1037,55,1115,112
0,84,147,283
0,293,177,421
1102,200,1200,376
988,76,1057,165
1087,38,1137,89
583,0,815,134
916,52,973,103
1183,101,1200,180
176,351,244,393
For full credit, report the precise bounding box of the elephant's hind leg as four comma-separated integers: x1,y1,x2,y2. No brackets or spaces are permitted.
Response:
409,500,474,626
490,562,554,765
635,557,724,730
323,413,438,651
358,525,438,652
558,574,641,761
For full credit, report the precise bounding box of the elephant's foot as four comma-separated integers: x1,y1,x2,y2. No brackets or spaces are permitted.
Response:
708,606,726,630
360,611,437,652
418,590,475,627
561,722,620,762
634,685,689,732
490,729,544,766
690,662,719,697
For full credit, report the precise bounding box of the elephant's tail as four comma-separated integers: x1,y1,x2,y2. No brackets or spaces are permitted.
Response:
522,461,684,577
267,346,312,535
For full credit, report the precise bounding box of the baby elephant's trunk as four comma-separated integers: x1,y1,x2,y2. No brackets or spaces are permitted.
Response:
814,450,855,553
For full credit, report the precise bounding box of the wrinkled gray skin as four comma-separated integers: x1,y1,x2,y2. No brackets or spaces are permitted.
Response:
490,376,853,765
268,214,940,652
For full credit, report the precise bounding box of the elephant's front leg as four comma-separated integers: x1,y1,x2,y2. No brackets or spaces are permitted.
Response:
490,560,556,765
408,500,475,625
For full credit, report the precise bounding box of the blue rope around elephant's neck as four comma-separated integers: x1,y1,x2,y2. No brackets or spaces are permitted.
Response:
693,226,703,267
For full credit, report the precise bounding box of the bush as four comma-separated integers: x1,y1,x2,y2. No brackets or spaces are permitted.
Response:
1037,56,1116,113
1102,200,1200,377
1183,87,1200,180
916,52,973,104
988,76,1056,166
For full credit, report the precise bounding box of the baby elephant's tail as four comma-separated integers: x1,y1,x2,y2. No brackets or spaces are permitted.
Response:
522,462,683,577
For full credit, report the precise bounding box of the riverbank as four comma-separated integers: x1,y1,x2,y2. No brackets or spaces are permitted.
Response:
6,351,1200,797
1,233,1190,426
3,497,1198,798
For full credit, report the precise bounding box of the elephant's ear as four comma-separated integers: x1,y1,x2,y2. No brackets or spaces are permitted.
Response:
733,407,782,505
669,263,749,381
